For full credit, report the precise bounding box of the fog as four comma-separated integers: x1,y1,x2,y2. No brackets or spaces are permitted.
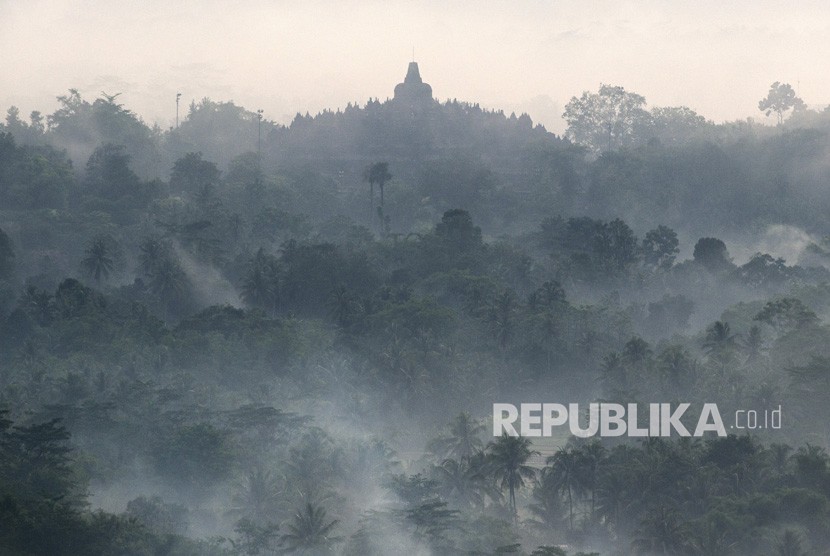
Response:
5,2,830,555
3,0,830,133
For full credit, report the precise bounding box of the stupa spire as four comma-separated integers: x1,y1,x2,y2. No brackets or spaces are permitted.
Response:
394,61,433,105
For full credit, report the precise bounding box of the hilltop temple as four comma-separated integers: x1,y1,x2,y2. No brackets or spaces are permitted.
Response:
393,62,434,107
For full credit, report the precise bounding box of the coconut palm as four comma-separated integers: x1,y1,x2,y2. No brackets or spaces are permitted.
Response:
596,468,634,536
702,321,736,358
363,162,392,210
138,236,170,277
529,467,567,530
433,455,498,509
148,255,192,317
81,234,116,286
428,413,486,461
281,502,341,554
575,440,606,519
547,447,585,532
487,434,538,521
229,468,285,523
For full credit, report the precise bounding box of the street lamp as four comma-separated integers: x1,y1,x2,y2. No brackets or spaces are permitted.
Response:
176,92,182,129
256,109,264,157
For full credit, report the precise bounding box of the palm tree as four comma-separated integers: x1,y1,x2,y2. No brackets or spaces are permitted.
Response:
363,162,392,231
229,468,285,523
22,286,54,326
148,256,191,316
621,336,652,383
547,447,585,532
404,498,461,550
656,345,697,395
595,468,633,536
575,440,606,519
138,236,170,277
284,429,341,503
433,457,486,508
741,325,765,364
529,467,567,530
686,514,738,556
281,502,341,554
428,413,486,460
364,162,392,210
702,321,736,357
81,235,116,286
487,434,538,521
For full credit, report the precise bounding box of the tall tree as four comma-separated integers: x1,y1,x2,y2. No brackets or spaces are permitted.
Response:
642,225,679,270
693,237,733,273
487,434,537,521
758,82,806,125
363,162,392,230
170,152,220,198
563,84,651,153
148,255,192,317
546,447,585,531
84,143,141,199
137,236,171,278
433,455,496,509
81,234,119,286
428,413,487,460
702,321,738,372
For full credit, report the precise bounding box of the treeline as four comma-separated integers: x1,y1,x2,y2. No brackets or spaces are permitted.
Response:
4,85,830,238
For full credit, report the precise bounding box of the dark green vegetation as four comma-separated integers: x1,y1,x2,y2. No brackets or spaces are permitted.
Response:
3,78,830,554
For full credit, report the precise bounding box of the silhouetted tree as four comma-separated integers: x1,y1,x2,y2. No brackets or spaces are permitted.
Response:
281,503,340,554
693,238,733,273
759,82,806,124
81,234,119,286
363,162,392,230
563,84,651,152
488,434,537,520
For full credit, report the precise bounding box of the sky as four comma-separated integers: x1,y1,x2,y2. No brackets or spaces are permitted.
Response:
1,0,829,133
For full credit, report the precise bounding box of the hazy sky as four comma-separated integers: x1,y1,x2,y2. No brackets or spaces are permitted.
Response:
2,0,829,133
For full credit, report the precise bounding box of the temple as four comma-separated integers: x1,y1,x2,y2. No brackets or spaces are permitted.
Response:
393,62,434,107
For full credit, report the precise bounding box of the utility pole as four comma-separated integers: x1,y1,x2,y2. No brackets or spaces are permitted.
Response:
256,109,264,177
176,92,182,129
256,109,264,155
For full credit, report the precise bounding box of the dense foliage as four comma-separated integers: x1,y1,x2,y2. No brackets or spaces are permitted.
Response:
2,79,830,554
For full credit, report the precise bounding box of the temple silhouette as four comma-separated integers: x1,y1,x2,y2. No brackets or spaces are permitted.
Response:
392,62,434,109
